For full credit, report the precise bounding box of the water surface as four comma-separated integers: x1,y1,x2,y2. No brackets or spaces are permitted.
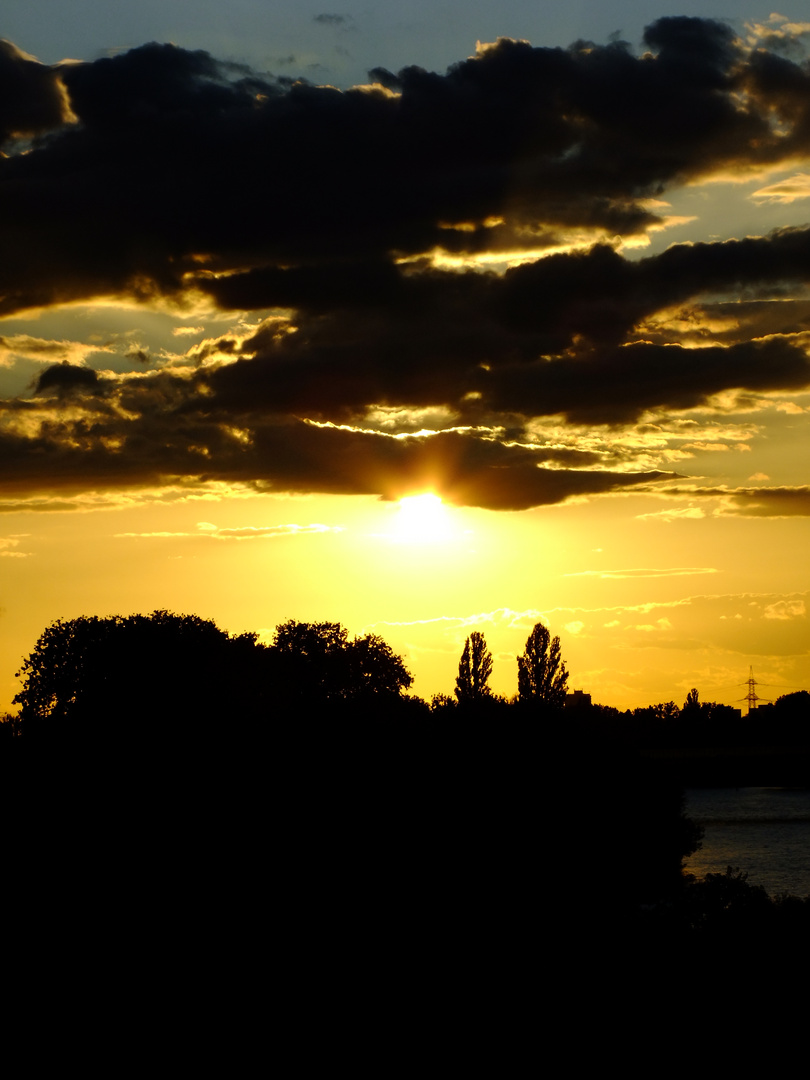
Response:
684,787,810,897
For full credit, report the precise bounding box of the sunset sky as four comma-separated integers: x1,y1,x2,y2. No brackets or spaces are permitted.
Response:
2,4,810,713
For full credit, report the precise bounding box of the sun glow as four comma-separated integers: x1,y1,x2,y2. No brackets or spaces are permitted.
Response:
394,493,452,543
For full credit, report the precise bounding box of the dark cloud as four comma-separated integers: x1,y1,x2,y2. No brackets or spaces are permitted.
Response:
0,382,677,510
35,363,102,396
195,236,810,426
483,337,810,424
367,67,401,92
198,227,810,340
1,20,809,510
1,22,809,314
0,39,71,148
313,15,351,27
670,486,810,517
126,347,152,365
497,228,810,354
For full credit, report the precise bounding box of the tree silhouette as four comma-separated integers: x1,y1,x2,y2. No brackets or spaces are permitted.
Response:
13,612,415,742
346,633,414,702
517,622,568,708
13,611,263,743
271,620,412,706
273,619,349,658
455,632,493,704
653,701,680,724
683,688,700,712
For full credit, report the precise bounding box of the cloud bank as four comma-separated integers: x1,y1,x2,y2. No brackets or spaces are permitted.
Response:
1,18,809,511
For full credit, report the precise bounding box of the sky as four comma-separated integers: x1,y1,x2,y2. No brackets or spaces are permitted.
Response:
2,4,810,713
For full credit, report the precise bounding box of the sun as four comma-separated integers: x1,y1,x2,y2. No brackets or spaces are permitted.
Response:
394,493,452,543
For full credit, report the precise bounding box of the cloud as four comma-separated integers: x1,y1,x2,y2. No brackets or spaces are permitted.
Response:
199,240,810,426
115,522,342,541
0,480,270,514
214,523,340,539
0,39,74,149
372,607,554,635
0,534,30,557
763,600,806,620
313,14,352,27
540,589,810,664
636,507,706,522
565,567,718,579
0,21,810,510
747,16,810,52
0,374,680,510
0,335,106,368
1,24,810,316
662,485,810,517
751,173,810,203
35,363,102,395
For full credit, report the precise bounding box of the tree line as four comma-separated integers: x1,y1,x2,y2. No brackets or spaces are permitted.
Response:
589,686,810,756
3,610,809,750
2,611,571,741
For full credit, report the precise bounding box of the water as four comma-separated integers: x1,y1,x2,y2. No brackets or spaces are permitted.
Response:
684,787,810,897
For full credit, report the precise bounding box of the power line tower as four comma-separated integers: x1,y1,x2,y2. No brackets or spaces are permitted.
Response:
745,666,759,715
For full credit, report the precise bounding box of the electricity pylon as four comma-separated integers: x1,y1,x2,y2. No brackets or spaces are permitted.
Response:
745,666,759,715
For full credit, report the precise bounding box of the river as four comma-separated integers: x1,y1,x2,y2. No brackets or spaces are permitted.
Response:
684,787,810,897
